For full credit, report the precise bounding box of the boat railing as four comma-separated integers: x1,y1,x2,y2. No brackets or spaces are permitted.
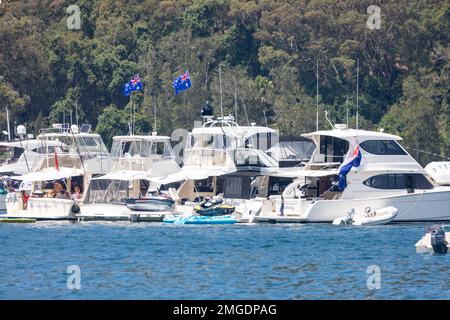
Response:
183,149,230,167
112,156,158,172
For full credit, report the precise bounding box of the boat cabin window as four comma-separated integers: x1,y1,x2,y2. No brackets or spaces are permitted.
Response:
188,133,229,149
76,136,109,155
33,146,58,154
158,181,182,191
245,133,275,152
12,147,25,160
319,136,349,163
84,179,129,204
267,177,293,196
194,177,215,193
360,140,406,155
111,140,173,158
363,174,433,189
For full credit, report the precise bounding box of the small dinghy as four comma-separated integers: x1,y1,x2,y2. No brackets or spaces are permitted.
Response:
194,196,235,216
415,225,450,253
332,206,398,226
125,196,175,212
163,215,236,225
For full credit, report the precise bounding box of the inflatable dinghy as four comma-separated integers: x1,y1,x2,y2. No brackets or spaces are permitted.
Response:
332,206,398,226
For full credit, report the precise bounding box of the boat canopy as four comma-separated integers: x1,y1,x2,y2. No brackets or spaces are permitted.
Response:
12,167,84,182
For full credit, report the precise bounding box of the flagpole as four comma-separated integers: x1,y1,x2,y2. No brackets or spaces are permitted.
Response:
356,58,359,131
6,106,11,140
131,91,134,135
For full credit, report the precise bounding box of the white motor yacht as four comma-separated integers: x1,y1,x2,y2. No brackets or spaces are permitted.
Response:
4,124,112,220
0,138,65,211
77,134,181,221
251,125,450,223
149,109,282,216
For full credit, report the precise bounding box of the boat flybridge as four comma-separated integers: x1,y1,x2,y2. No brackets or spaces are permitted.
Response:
250,124,450,223
0,137,68,211
77,134,181,221
4,124,112,220
0,139,68,177
148,107,284,215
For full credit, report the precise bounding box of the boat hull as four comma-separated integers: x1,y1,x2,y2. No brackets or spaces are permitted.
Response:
303,190,450,223
125,197,174,212
78,203,175,222
254,189,450,223
5,194,78,220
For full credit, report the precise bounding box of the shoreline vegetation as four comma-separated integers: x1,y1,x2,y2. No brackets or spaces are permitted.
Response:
0,1,449,165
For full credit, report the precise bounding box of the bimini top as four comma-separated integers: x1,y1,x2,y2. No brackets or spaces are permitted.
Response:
302,128,402,142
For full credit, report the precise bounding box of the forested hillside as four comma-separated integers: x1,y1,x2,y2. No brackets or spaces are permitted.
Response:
0,0,449,164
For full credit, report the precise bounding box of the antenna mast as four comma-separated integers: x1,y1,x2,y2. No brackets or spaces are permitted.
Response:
356,58,359,131
219,65,224,119
316,59,319,131
346,95,349,128
234,79,238,124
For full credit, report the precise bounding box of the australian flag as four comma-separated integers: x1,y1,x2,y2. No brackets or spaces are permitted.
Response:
173,71,192,95
124,75,143,96
338,144,362,191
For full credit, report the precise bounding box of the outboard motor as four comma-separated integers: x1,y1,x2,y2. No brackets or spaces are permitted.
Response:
430,226,448,254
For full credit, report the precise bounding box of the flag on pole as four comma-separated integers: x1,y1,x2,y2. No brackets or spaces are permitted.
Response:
124,75,143,96
338,144,362,191
173,71,192,95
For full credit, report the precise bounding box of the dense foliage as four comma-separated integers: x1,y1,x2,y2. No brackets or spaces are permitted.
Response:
0,0,449,164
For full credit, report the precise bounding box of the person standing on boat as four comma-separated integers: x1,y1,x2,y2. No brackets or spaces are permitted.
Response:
20,190,29,210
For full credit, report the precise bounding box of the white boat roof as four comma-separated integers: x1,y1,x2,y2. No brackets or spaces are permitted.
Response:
12,167,84,182
271,168,340,178
37,132,102,138
302,129,402,141
112,135,171,142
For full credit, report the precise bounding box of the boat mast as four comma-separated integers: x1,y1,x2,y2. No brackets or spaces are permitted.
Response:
6,106,11,140
316,59,319,131
356,58,359,131
234,79,238,124
219,65,224,120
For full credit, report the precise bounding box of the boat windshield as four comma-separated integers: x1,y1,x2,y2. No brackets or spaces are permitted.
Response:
37,134,108,156
110,139,173,159
84,179,129,204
